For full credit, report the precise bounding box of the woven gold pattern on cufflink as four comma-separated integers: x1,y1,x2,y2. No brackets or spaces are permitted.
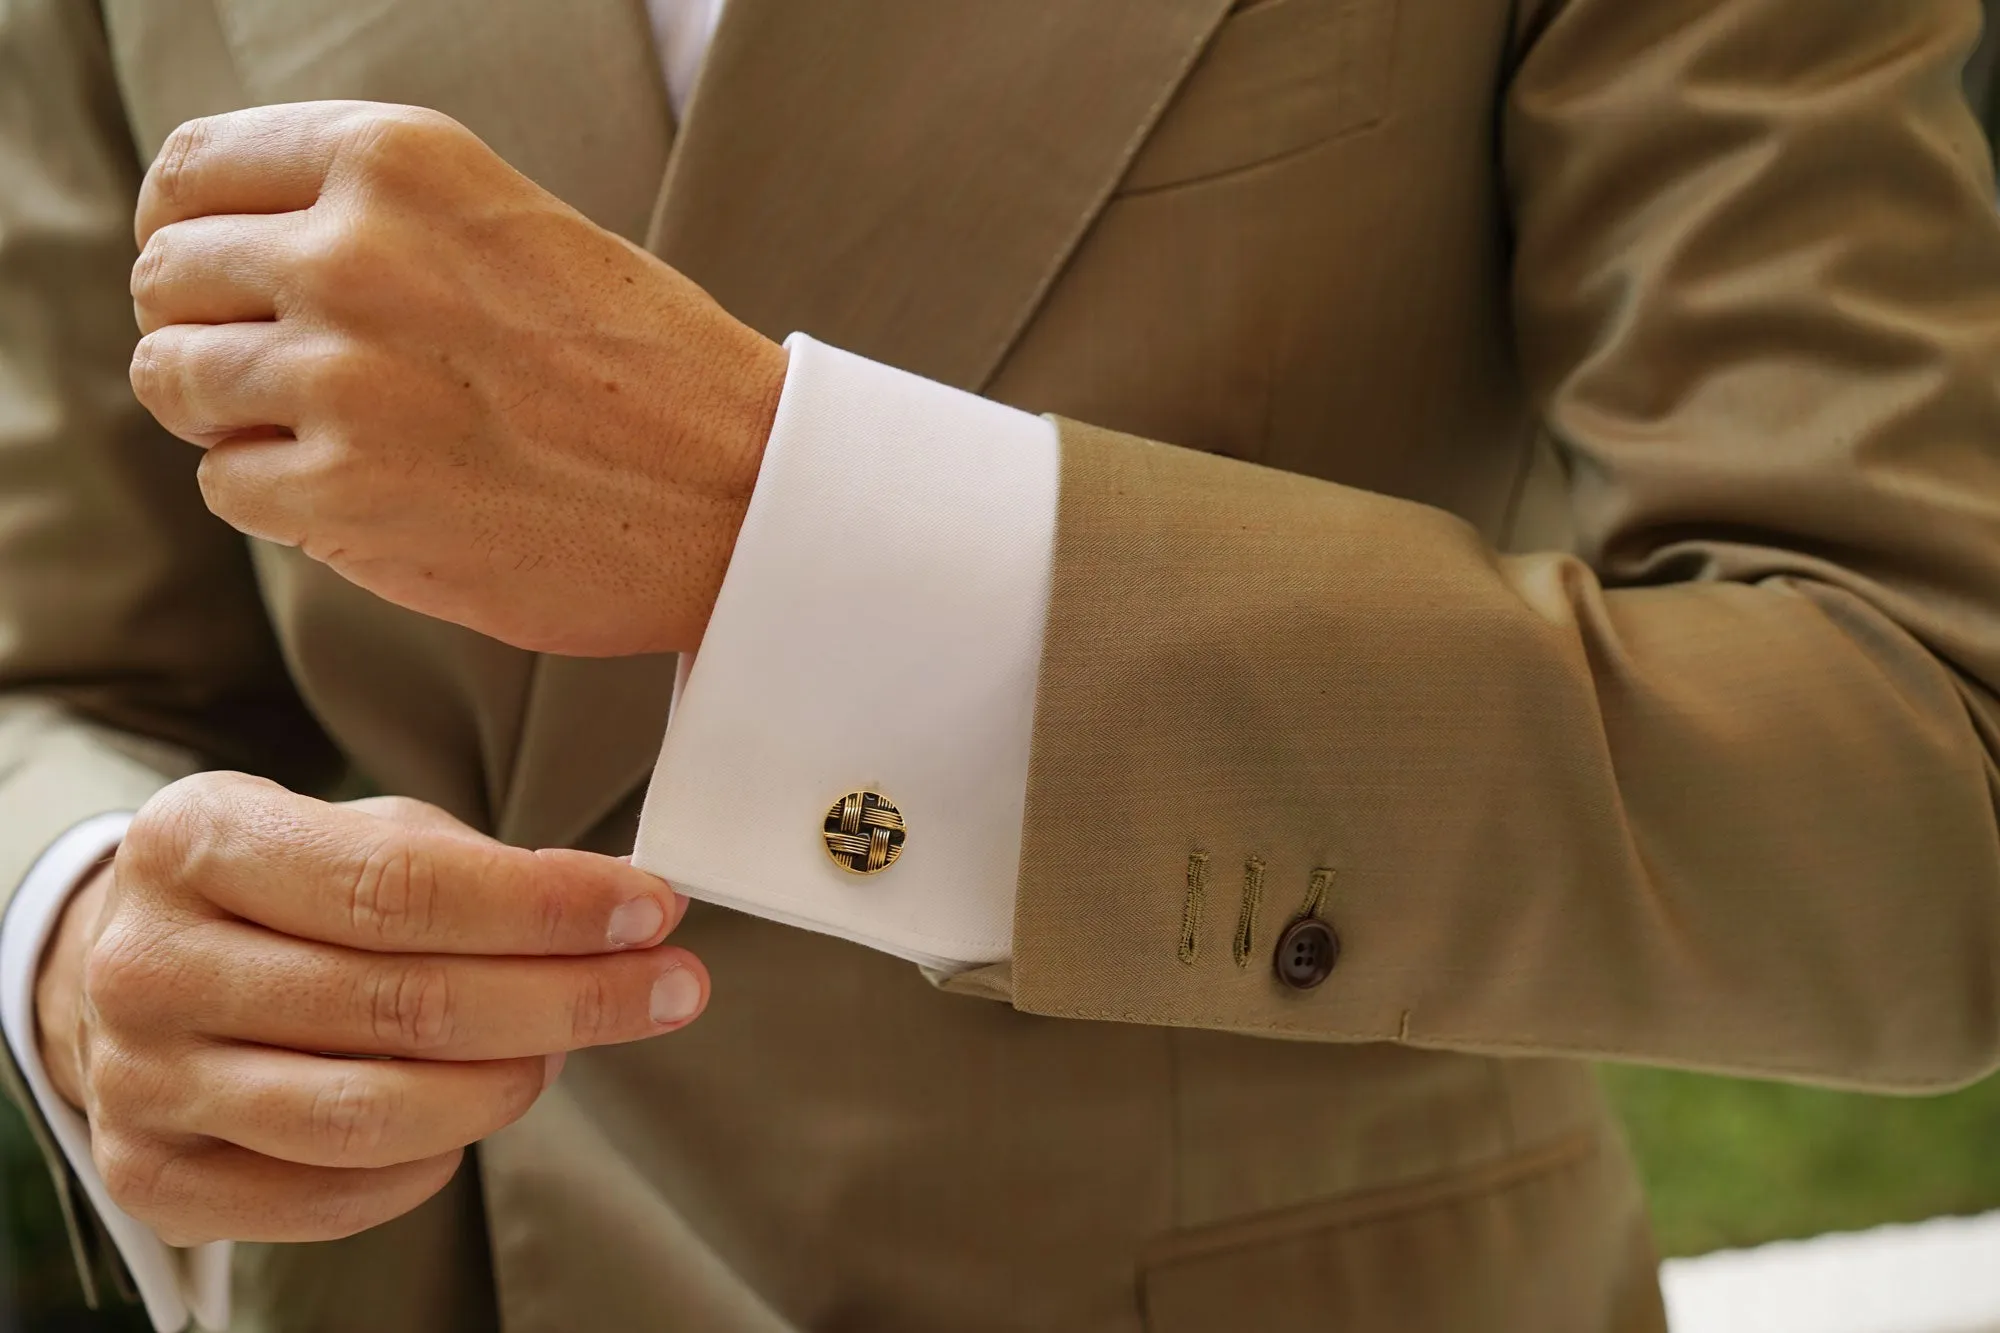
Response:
822,790,905,874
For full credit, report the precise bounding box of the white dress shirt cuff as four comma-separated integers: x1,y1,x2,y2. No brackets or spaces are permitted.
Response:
0,813,231,1333
634,334,1059,971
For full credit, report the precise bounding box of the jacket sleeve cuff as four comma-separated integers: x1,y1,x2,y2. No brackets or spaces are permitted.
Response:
0,813,232,1332
633,334,1058,972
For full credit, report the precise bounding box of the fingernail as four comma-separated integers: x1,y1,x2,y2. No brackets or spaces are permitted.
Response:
608,896,666,947
542,1052,567,1088
650,966,703,1026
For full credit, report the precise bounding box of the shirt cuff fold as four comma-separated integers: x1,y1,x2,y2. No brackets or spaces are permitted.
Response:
634,334,1058,971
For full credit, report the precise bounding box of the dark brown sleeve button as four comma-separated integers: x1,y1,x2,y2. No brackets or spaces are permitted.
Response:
1273,917,1338,990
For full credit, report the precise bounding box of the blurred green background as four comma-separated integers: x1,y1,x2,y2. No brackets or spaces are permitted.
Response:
1603,1067,2000,1258
8,1068,2000,1326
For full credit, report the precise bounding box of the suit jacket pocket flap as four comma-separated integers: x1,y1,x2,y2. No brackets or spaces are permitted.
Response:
1140,1131,1665,1332
1120,0,1399,194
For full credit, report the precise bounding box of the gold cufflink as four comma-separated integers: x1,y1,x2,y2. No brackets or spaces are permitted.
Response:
823,790,905,874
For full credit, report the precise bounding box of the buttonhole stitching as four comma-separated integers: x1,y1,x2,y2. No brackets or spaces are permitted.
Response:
1300,866,1335,919
1232,856,1265,968
1178,852,1209,965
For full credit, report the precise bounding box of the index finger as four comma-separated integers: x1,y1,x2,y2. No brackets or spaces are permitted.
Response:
140,776,680,956
134,101,377,249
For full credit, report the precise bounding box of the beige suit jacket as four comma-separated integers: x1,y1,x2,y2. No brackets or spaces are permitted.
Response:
7,0,2000,1328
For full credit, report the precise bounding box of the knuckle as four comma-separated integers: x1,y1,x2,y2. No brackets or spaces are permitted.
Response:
130,233,174,310
153,1222,213,1249
192,447,234,522
296,219,369,289
351,795,435,825
300,1187,369,1242
195,447,306,548
81,924,181,1031
342,106,457,173
125,773,254,898
82,1037,187,1133
78,1036,138,1117
304,1149,453,1242
309,1069,397,1163
531,878,571,956
366,959,455,1053
152,117,213,209
296,341,373,419
127,331,184,414
568,967,621,1047
94,1132,174,1219
348,835,440,946
498,1059,547,1125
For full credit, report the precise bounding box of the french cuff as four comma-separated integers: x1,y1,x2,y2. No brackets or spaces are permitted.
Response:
0,813,232,1333
633,334,1058,972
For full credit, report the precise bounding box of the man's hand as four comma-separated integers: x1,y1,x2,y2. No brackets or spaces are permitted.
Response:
31,773,705,1246
127,101,788,657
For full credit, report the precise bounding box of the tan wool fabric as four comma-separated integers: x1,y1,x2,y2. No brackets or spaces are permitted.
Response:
5,0,2000,1328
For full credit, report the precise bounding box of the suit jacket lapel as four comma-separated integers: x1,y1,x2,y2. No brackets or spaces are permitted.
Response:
501,0,1233,850
655,0,1235,391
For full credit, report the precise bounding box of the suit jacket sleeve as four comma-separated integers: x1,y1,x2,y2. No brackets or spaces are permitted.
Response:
979,0,2000,1093
0,0,335,1301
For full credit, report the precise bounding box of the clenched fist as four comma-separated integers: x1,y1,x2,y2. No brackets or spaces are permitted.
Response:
128,100,787,657
33,774,706,1245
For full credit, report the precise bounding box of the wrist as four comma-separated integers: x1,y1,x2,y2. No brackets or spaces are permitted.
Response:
682,328,787,649
714,330,788,516
34,861,110,1111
